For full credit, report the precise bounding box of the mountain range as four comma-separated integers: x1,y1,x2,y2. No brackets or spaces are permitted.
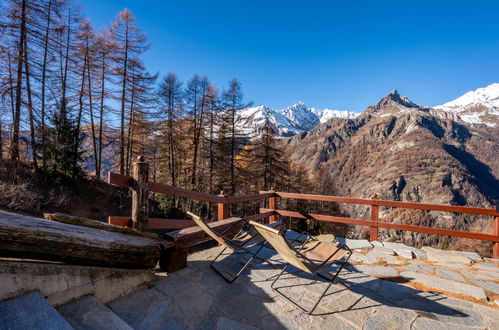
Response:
242,83,499,137
278,84,498,255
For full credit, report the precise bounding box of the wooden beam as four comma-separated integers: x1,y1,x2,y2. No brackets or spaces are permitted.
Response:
43,213,157,239
370,195,379,241
148,182,225,203
108,217,196,230
0,211,160,269
108,172,133,187
132,158,149,231
263,208,499,242
275,192,499,216
165,217,244,249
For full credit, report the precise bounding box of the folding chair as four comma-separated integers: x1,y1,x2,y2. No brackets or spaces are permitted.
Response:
187,212,284,283
249,220,352,315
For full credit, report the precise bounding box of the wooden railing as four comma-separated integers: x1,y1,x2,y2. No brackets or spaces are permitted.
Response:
108,159,499,258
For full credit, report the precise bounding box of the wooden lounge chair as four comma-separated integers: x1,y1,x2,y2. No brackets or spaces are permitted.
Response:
249,220,352,315
187,212,284,283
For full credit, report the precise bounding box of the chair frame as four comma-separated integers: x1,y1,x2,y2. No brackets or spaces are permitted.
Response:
187,212,277,283
250,223,352,315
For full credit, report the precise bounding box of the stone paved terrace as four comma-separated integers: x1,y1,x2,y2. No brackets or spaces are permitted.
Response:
107,237,499,330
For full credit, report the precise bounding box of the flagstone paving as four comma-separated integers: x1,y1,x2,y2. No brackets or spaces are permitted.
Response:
108,240,499,329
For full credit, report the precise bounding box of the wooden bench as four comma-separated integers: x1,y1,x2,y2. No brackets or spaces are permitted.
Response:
160,217,245,272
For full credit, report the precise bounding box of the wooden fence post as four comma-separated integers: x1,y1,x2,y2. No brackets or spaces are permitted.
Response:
269,188,276,223
132,156,149,232
217,191,229,221
494,201,499,259
370,195,379,242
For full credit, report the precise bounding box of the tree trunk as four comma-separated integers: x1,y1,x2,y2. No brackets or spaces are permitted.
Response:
40,0,52,171
0,211,160,269
11,0,27,161
23,38,38,170
119,24,129,175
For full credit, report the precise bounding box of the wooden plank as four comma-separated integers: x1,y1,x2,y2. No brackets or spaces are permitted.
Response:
109,217,195,230
149,219,195,230
246,211,274,222
43,213,157,239
264,208,499,242
0,210,160,269
108,172,133,187
108,216,132,227
494,216,499,258
275,192,499,216
165,217,244,249
148,182,225,203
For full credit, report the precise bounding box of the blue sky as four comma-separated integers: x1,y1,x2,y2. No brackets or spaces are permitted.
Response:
82,0,499,112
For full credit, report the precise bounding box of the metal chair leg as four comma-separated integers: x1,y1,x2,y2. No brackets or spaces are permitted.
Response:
210,244,266,283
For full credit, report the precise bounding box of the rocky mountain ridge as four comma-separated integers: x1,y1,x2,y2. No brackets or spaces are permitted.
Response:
281,88,499,254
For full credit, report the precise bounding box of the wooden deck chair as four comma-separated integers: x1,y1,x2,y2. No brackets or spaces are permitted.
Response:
249,220,352,315
187,212,284,283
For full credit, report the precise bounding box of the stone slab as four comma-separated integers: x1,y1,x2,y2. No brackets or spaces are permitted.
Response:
336,237,373,250
0,261,155,306
422,247,472,264
470,280,499,294
471,263,499,272
348,265,398,277
458,251,482,261
435,269,465,282
0,291,73,330
400,271,487,301
433,262,468,270
373,246,395,255
370,240,384,247
394,249,414,259
58,295,133,330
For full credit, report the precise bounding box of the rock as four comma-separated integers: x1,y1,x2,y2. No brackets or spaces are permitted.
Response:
433,263,468,270
435,269,465,282
458,251,482,261
412,249,427,260
350,252,377,264
373,246,395,255
470,280,499,294
58,295,133,330
336,237,373,250
460,271,497,281
471,263,499,272
422,247,472,264
400,271,487,301
348,265,398,277
370,241,384,247
0,291,73,330
394,249,414,259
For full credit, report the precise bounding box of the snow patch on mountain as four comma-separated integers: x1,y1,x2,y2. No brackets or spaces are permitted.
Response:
240,102,359,137
434,83,499,127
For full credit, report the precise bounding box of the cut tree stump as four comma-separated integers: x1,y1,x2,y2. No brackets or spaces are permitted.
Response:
0,210,160,269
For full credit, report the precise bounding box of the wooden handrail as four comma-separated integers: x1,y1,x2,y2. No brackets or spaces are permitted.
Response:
109,170,499,257
262,208,499,242
272,192,499,216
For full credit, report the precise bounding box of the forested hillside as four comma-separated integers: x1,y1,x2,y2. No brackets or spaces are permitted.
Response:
0,0,336,222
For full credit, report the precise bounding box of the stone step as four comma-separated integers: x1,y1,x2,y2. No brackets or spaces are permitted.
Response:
0,291,73,330
58,296,133,330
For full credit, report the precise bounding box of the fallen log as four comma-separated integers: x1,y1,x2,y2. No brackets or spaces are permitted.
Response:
0,210,160,269
44,213,158,239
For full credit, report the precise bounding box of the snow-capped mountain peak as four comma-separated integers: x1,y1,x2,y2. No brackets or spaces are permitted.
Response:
434,83,499,127
239,102,359,137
